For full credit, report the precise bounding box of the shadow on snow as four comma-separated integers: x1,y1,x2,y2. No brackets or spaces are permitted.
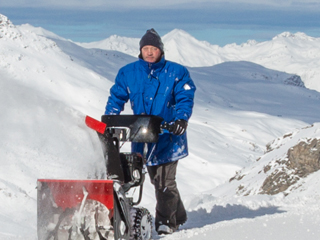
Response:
182,204,285,229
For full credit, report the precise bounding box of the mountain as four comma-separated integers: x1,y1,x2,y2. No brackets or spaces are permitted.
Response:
162,29,223,67
78,34,140,58
76,28,320,93
1,13,320,239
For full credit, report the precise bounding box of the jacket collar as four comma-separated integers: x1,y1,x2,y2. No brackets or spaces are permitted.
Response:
139,56,165,74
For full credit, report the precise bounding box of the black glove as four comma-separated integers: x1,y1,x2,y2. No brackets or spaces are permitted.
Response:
173,119,188,135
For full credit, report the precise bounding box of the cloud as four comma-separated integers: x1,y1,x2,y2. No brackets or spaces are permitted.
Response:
1,0,320,11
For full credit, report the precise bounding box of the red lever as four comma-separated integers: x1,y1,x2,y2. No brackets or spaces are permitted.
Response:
85,116,107,134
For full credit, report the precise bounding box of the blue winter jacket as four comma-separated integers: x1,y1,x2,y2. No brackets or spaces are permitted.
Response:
105,56,196,166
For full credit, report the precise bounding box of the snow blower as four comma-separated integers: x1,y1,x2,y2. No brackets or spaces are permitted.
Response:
37,114,171,240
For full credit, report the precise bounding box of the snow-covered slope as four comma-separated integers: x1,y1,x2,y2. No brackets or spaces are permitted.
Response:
226,123,320,198
0,14,108,238
1,13,320,239
179,123,320,240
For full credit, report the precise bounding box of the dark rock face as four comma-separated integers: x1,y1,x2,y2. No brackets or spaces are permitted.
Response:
284,75,305,87
260,138,320,195
287,139,320,176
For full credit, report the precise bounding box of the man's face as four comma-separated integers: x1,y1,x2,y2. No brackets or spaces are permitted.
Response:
141,45,162,63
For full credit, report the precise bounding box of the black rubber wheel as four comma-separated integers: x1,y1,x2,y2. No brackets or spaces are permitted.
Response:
130,207,152,240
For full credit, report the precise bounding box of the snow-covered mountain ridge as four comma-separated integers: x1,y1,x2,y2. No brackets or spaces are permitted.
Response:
79,34,140,58
77,28,320,93
1,13,320,239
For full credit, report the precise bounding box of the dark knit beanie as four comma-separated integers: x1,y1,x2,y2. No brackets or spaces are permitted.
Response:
139,28,164,53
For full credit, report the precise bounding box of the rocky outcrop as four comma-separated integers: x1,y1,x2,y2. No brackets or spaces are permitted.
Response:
287,138,320,175
0,14,21,39
284,75,305,87
260,138,320,195
0,14,15,30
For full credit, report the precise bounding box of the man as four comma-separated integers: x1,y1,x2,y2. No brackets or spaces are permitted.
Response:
105,28,196,234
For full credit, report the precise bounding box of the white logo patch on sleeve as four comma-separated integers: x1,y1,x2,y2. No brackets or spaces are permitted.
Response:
183,84,191,90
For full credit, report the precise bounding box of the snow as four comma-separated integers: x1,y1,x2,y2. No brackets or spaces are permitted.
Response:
1,13,320,239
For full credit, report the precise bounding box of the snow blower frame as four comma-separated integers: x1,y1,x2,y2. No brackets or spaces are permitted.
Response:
37,114,166,240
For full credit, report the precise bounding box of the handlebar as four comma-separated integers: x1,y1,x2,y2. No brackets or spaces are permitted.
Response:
160,122,175,134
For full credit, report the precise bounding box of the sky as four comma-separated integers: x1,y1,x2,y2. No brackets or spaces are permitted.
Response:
2,0,320,46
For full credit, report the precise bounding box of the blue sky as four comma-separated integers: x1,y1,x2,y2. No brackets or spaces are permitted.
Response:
1,1,320,46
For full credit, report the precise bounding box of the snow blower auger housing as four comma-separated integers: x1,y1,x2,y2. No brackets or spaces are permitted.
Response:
37,115,164,240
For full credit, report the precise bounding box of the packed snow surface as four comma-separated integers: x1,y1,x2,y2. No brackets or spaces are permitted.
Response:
1,13,320,239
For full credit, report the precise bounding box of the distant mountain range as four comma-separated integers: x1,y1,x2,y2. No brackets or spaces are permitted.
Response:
76,28,320,93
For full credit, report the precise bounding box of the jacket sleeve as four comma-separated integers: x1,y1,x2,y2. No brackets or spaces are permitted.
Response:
174,67,196,121
105,69,129,115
